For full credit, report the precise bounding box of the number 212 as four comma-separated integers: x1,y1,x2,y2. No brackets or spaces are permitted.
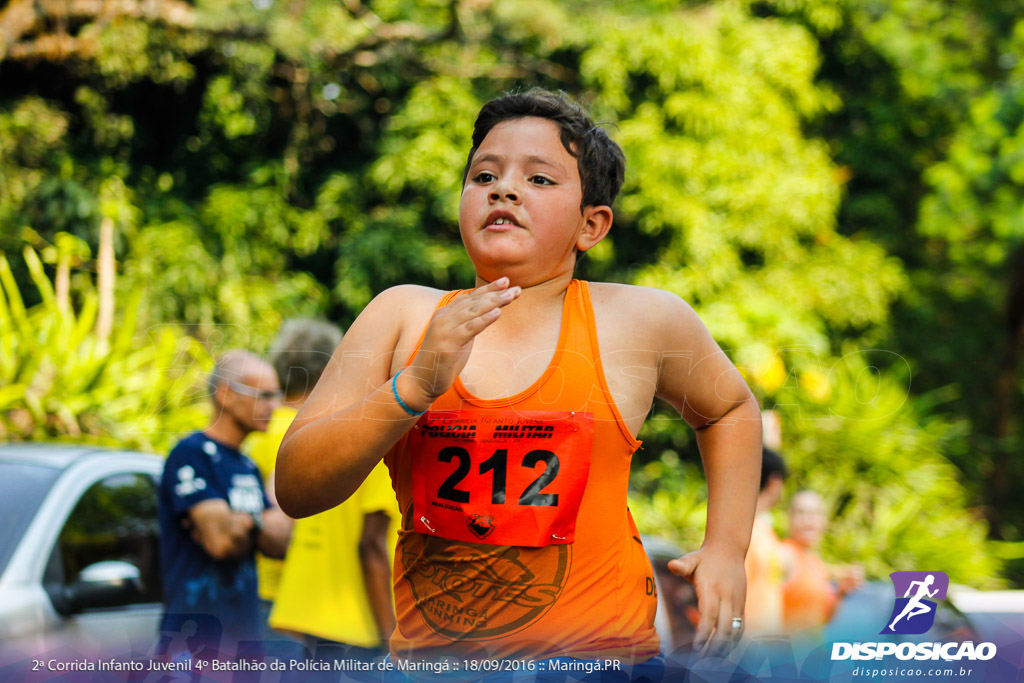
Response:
437,447,559,507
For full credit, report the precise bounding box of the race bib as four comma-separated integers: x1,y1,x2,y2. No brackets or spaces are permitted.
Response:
409,410,594,547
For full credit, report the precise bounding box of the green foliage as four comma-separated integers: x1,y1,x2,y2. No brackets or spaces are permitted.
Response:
918,80,1024,307
632,354,1003,588
629,453,710,554
121,217,328,345
0,240,209,453
778,352,1001,588
0,0,1009,583
739,0,1024,573
579,6,905,365
909,71,1024,566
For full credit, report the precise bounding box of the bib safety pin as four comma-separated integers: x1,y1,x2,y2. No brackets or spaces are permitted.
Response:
420,516,436,533
551,533,566,540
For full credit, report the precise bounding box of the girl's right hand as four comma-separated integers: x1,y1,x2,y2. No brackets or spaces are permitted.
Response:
397,277,521,412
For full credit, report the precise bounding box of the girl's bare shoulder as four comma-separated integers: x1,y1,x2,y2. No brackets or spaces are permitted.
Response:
587,281,702,344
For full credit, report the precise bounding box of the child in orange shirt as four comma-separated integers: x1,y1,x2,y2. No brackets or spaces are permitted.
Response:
277,89,762,671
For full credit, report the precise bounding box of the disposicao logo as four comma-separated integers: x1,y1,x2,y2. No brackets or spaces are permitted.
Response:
830,570,997,663
882,571,948,635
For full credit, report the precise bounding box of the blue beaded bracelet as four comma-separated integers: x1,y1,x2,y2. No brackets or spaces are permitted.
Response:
392,368,427,416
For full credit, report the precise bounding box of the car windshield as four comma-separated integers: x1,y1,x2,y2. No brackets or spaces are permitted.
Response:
0,462,61,575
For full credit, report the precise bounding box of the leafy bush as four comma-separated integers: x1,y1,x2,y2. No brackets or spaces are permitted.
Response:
629,352,1005,588
0,239,210,453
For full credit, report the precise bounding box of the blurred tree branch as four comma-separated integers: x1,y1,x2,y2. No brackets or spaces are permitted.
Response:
0,0,196,61
0,0,463,62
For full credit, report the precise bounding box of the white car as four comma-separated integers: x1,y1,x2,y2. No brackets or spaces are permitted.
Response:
0,443,164,663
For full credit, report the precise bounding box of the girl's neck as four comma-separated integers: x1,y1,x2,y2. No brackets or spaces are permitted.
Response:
476,273,571,331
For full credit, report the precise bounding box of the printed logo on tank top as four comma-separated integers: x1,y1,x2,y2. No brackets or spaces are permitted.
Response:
401,532,571,640
408,409,594,547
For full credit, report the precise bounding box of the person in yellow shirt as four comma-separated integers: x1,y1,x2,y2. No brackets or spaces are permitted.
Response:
270,461,398,661
247,318,399,668
246,319,343,603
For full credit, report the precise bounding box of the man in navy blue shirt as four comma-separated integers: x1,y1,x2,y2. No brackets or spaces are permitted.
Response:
158,350,292,656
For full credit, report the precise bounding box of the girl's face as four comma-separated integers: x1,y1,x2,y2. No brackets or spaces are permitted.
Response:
459,117,589,285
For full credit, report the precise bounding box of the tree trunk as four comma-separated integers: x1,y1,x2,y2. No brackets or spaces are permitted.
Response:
95,217,114,340
988,243,1024,533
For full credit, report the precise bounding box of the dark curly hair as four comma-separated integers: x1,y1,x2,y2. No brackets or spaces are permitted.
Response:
462,88,626,210
760,447,788,491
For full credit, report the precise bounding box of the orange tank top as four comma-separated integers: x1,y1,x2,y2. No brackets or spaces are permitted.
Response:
781,538,837,634
384,280,660,664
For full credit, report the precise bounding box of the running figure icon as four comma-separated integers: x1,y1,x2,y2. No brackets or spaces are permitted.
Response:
888,574,938,631
882,571,949,635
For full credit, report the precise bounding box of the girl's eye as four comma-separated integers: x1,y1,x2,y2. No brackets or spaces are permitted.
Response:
473,172,496,183
530,175,554,186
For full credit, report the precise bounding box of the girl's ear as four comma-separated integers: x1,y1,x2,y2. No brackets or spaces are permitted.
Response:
576,205,613,253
